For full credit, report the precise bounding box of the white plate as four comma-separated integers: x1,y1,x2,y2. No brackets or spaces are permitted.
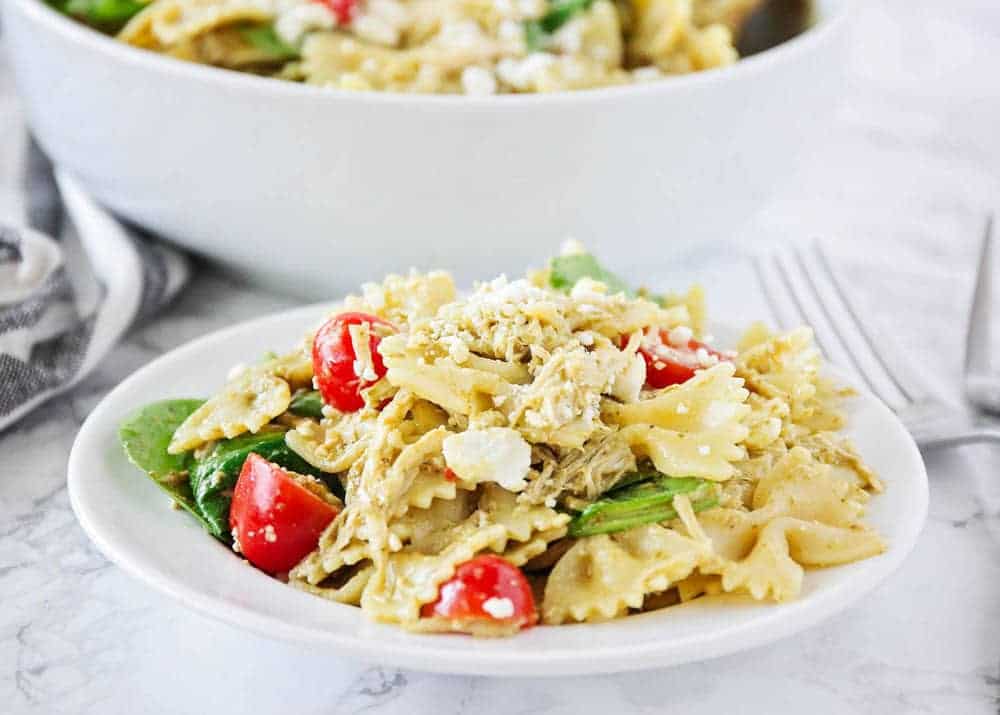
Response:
68,305,928,677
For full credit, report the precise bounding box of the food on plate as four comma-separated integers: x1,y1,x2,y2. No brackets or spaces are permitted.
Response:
52,0,814,94
120,245,885,636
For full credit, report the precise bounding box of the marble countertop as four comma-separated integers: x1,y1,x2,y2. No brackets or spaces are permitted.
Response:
2,1,1000,713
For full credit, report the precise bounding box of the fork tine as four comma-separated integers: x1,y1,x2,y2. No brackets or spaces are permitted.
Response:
766,248,899,406
965,214,994,379
811,243,930,406
753,255,793,331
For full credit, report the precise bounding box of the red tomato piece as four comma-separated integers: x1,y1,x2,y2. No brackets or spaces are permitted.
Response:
631,328,732,389
230,453,340,575
312,311,395,412
318,0,358,24
421,555,538,632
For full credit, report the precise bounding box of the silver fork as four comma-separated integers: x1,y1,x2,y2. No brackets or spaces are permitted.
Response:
753,228,1000,450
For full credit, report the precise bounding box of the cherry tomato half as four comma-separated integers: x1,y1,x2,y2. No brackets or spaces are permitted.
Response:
230,453,340,574
318,0,358,24
312,312,395,412
631,327,732,389
421,555,538,632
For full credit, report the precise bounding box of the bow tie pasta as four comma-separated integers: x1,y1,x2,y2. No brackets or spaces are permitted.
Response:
121,247,887,637
65,0,818,94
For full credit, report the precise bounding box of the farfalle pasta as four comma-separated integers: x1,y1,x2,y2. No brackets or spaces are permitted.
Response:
56,0,815,95
120,246,886,637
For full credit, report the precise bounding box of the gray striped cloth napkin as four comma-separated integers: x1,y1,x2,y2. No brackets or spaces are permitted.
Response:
0,139,190,430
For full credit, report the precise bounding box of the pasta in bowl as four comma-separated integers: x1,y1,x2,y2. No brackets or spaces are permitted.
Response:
118,247,887,637
49,0,815,94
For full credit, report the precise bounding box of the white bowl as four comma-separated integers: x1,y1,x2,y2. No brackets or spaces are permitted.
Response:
68,305,927,676
3,0,853,298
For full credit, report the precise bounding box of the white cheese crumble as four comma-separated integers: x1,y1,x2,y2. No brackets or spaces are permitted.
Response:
352,12,400,46
609,352,645,404
551,18,584,54
348,322,379,382
667,325,694,347
632,66,663,82
695,347,719,367
442,427,531,491
461,66,498,96
496,52,556,90
275,3,336,45
263,524,277,543
482,596,516,619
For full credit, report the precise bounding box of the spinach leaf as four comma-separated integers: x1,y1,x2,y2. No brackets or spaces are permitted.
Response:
240,25,300,61
549,252,634,297
567,475,716,537
50,0,147,30
189,430,334,539
289,390,325,419
525,0,595,51
119,399,213,531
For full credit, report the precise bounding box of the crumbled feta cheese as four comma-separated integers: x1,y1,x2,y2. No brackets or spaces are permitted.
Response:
275,3,336,45
632,66,663,82
609,352,645,404
353,13,400,46
263,524,277,543
443,428,531,491
695,347,719,367
482,596,516,619
496,52,556,90
461,66,498,96
551,18,584,54
667,325,694,347
231,527,242,553
569,277,610,302
577,331,595,347
560,238,587,256
438,20,489,51
349,322,379,382
498,18,525,44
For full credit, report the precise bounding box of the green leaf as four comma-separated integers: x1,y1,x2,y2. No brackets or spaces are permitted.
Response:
524,20,546,52
289,390,325,419
549,252,634,297
55,0,147,29
119,400,213,531
240,25,300,61
567,475,716,537
189,430,336,539
539,0,594,33
523,0,595,50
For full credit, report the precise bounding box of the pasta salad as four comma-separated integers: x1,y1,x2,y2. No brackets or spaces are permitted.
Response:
51,0,812,94
120,247,885,636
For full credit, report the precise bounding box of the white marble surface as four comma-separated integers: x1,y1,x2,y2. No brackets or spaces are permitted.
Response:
2,1,1000,713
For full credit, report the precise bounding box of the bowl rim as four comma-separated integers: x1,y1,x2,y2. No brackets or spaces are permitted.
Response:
8,0,854,108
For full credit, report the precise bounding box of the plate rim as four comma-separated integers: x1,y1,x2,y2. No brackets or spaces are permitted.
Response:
67,303,929,677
